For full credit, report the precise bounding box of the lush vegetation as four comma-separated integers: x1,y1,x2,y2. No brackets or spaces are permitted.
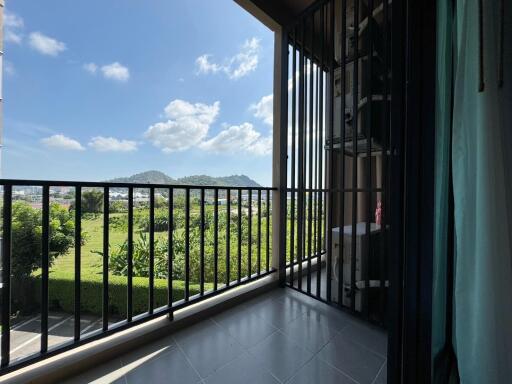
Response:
11,201,76,278
8,195,273,317
7,188,327,318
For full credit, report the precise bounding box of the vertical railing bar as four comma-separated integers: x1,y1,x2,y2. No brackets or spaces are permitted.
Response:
102,187,109,331
214,188,219,290
41,185,50,353
350,0,360,313
326,0,335,302
200,188,205,295
1,185,12,368
338,0,348,308
317,4,325,298
74,186,82,341
289,27,297,286
149,187,155,314
127,188,133,322
168,188,174,315
297,18,305,291
363,0,375,320
248,190,252,278
302,33,308,291
237,189,242,283
313,59,318,295
185,188,190,300
307,11,315,295
226,189,231,285
380,0,390,322
266,190,270,273
257,189,261,275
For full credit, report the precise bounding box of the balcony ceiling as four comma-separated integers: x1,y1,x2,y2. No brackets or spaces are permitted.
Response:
235,0,317,30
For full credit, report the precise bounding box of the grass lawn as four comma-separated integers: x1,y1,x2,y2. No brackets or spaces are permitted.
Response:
50,213,167,278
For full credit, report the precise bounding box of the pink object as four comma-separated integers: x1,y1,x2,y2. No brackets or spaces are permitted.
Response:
375,200,382,225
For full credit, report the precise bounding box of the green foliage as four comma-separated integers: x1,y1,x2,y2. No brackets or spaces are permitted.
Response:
19,272,203,317
105,232,172,279
137,208,170,232
109,200,127,213
82,190,104,213
11,201,75,278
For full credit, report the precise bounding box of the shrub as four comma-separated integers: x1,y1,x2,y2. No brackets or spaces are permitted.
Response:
19,272,204,317
102,232,173,279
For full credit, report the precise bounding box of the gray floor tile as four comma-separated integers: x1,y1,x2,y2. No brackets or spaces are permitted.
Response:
124,347,201,384
281,312,338,353
61,287,388,384
246,295,310,329
302,304,353,333
119,335,176,366
248,331,313,382
203,352,279,384
213,306,277,348
286,356,357,384
174,319,244,378
373,360,387,384
318,332,385,384
340,322,388,357
60,358,126,384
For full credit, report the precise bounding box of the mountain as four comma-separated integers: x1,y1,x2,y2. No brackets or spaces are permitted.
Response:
107,171,262,187
177,174,262,188
107,170,176,185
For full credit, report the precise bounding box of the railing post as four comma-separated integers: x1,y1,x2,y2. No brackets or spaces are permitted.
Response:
272,27,288,286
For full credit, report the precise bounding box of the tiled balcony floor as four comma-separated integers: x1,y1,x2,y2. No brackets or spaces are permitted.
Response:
63,287,387,384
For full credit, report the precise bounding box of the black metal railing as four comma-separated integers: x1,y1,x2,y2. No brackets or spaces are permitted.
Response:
0,179,275,372
283,0,391,326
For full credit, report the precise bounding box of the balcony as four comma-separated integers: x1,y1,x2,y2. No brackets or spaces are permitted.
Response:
0,0,396,382
62,288,386,384
0,178,388,383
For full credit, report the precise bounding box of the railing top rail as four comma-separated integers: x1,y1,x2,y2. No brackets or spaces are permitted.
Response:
0,179,276,191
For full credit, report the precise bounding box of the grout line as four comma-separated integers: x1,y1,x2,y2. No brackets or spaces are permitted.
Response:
172,334,204,381
370,359,387,384
315,351,361,384
336,324,388,360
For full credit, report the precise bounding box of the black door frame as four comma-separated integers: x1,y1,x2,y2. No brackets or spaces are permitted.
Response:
388,0,437,383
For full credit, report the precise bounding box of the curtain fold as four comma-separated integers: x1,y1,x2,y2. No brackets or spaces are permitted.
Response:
432,0,453,377
450,0,512,383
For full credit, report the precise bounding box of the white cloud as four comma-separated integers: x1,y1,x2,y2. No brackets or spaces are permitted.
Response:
5,30,23,44
145,99,220,153
200,122,271,156
196,55,222,75
228,38,260,79
88,136,138,152
5,11,24,28
29,32,66,56
250,94,273,125
4,61,16,76
83,62,98,74
101,62,130,82
4,11,24,44
195,37,260,80
41,134,84,151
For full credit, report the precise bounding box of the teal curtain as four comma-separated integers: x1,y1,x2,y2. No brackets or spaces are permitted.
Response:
432,0,453,379
434,0,512,383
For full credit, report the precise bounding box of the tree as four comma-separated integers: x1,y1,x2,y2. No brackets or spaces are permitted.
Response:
11,201,75,278
82,190,104,213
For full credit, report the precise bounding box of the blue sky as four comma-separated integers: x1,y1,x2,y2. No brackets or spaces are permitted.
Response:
3,0,275,185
